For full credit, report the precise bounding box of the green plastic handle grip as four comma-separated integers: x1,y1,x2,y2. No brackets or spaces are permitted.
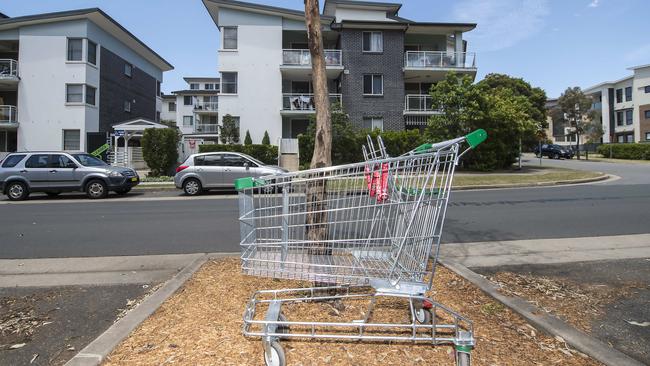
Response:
466,129,488,148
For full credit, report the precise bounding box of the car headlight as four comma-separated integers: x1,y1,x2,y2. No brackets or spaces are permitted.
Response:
107,170,123,177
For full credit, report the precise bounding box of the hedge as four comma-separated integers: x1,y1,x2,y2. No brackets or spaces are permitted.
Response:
596,143,650,160
198,144,278,165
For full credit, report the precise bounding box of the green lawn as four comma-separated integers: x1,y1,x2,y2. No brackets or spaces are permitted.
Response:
453,168,604,187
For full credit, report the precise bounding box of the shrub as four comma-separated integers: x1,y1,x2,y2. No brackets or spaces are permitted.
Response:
141,128,179,177
199,144,278,165
244,130,252,145
597,143,650,160
262,131,271,145
220,115,240,144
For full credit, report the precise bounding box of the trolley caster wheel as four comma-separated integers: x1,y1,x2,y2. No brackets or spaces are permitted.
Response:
415,307,432,324
456,351,471,366
277,313,289,335
263,340,286,366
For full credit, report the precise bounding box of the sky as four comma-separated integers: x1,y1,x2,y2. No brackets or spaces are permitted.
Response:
2,0,649,98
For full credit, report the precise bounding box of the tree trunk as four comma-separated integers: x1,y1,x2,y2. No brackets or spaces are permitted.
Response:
576,133,581,160
304,0,332,258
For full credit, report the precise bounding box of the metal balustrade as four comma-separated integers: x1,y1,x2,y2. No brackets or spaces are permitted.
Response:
0,105,17,124
0,59,18,79
282,49,342,67
404,51,476,69
282,93,342,111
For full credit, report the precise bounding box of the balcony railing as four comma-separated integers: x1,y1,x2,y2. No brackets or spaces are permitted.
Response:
282,49,342,67
282,93,342,111
195,124,219,134
404,51,476,69
193,101,218,112
0,59,18,79
404,94,439,113
0,105,17,124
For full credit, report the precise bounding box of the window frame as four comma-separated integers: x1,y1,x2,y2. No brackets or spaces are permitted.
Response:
645,86,650,94
363,117,384,131
183,96,193,106
62,130,81,151
616,111,624,126
646,132,650,141
168,102,176,112
222,27,238,50
363,74,384,96
362,31,383,53
124,100,131,113
645,110,650,119
67,38,84,62
66,84,84,104
1,154,26,168
625,86,632,102
85,85,96,106
87,39,97,65
205,83,214,90
25,154,50,169
183,115,194,127
221,72,238,94
190,83,199,90
124,63,133,78
625,109,633,125
615,88,623,103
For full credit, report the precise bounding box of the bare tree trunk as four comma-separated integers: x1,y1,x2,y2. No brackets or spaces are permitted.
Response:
304,0,331,258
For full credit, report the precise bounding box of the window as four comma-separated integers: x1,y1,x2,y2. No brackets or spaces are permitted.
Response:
626,134,634,143
67,38,83,61
63,130,81,150
156,81,161,97
625,87,632,102
184,96,193,105
617,135,625,143
646,132,650,140
124,100,131,112
25,154,49,168
363,117,384,131
183,116,194,126
616,88,623,103
222,154,248,167
190,83,199,90
616,111,624,126
169,102,176,112
645,86,650,93
223,27,238,49
645,110,650,119
363,74,383,95
362,31,383,52
124,63,132,77
1,154,26,168
85,85,96,106
626,109,633,125
50,154,77,168
205,83,214,90
66,84,84,103
221,72,238,94
87,40,97,65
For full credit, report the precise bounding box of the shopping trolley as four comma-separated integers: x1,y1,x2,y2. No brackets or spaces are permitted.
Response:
235,129,487,366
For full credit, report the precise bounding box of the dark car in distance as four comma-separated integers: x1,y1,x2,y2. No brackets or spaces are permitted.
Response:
533,144,574,159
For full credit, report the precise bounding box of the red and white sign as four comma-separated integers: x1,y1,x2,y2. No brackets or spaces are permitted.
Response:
188,140,196,149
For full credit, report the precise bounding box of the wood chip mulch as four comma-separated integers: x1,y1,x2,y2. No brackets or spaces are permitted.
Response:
104,258,600,366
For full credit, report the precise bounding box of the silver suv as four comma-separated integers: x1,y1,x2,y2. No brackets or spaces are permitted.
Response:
174,152,286,195
0,152,139,201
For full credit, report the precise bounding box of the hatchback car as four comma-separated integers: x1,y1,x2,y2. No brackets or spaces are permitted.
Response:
0,152,139,201
174,152,287,195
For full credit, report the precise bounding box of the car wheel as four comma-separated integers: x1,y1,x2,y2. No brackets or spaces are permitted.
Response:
46,192,61,197
6,181,29,201
183,178,202,196
115,188,131,195
86,180,108,199
535,153,541,158
552,153,560,159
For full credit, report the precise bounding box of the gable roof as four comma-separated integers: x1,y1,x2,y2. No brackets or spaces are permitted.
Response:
113,118,168,131
0,8,173,71
202,0,334,27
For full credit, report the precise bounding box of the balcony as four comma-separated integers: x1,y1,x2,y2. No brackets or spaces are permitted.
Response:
0,105,18,127
194,123,219,134
281,93,342,114
404,51,477,82
0,59,19,89
193,101,218,113
404,95,440,115
280,49,343,79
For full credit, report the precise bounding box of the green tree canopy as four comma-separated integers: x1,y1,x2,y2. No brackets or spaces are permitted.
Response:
557,87,596,158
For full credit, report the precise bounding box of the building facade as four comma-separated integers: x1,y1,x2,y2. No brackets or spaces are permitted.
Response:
202,0,476,145
0,8,172,159
584,65,650,143
161,77,220,158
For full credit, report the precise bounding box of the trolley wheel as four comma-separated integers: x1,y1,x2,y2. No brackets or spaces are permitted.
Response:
263,340,286,366
415,307,432,324
456,350,471,366
277,313,289,335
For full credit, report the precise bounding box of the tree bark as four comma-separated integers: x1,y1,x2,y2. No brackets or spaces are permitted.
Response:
304,0,332,258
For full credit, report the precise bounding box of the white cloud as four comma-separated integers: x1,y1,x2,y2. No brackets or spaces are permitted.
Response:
588,0,600,8
452,0,550,52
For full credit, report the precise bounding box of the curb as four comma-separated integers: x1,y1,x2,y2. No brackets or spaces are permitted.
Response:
451,173,609,191
64,254,210,366
440,259,645,366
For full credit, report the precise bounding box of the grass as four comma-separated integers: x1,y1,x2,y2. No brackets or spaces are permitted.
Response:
580,154,650,165
452,168,604,187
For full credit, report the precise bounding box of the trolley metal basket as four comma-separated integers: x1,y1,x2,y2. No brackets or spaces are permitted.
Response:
236,129,487,366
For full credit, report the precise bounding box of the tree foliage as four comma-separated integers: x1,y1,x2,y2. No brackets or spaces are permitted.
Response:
557,87,596,157
220,114,240,145
141,128,180,177
244,130,252,145
426,72,538,171
261,131,271,145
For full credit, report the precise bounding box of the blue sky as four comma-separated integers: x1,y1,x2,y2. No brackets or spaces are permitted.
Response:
2,0,648,97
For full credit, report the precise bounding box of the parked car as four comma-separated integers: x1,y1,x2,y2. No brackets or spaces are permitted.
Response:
0,152,139,201
533,144,574,159
174,152,287,195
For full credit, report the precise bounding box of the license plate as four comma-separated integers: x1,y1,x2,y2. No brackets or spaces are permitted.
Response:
131,177,138,182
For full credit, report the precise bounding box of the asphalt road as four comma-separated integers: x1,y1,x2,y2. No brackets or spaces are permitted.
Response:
0,158,648,259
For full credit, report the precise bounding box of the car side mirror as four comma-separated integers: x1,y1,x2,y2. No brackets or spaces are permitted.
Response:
244,162,250,170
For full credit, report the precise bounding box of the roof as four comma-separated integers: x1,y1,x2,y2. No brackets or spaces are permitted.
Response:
323,0,402,17
584,75,634,94
0,12,9,19
172,89,220,95
202,0,334,28
628,64,650,71
183,77,220,82
161,94,176,100
112,118,168,131
0,8,173,71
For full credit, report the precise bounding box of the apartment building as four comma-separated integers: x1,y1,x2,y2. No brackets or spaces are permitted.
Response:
202,0,476,144
0,8,173,159
161,77,220,158
584,64,650,143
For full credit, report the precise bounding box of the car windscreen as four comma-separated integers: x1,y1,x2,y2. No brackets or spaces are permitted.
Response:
72,154,108,167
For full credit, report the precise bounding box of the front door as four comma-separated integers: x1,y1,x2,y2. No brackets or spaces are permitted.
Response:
48,154,80,189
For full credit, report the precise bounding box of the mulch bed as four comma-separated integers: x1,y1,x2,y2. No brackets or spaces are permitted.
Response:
104,258,599,365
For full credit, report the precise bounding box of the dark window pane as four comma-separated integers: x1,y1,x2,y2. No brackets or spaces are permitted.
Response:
87,40,97,64
626,109,633,124
625,87,632,101
124,63,132,77
49,154,76,169
67,39,83,61
66,84,83,103
222,155,247,167
63,130,81,150
1,154,26,168
373,75,383,94
203,155,222,166
362,32,371,52
616,89,622,103
85,86,96,105
169,102,176,112
221,72,237,94
363,75,372,94
25,154,49,168
645,110,650,119
223,27,238,49
645,86,650,93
